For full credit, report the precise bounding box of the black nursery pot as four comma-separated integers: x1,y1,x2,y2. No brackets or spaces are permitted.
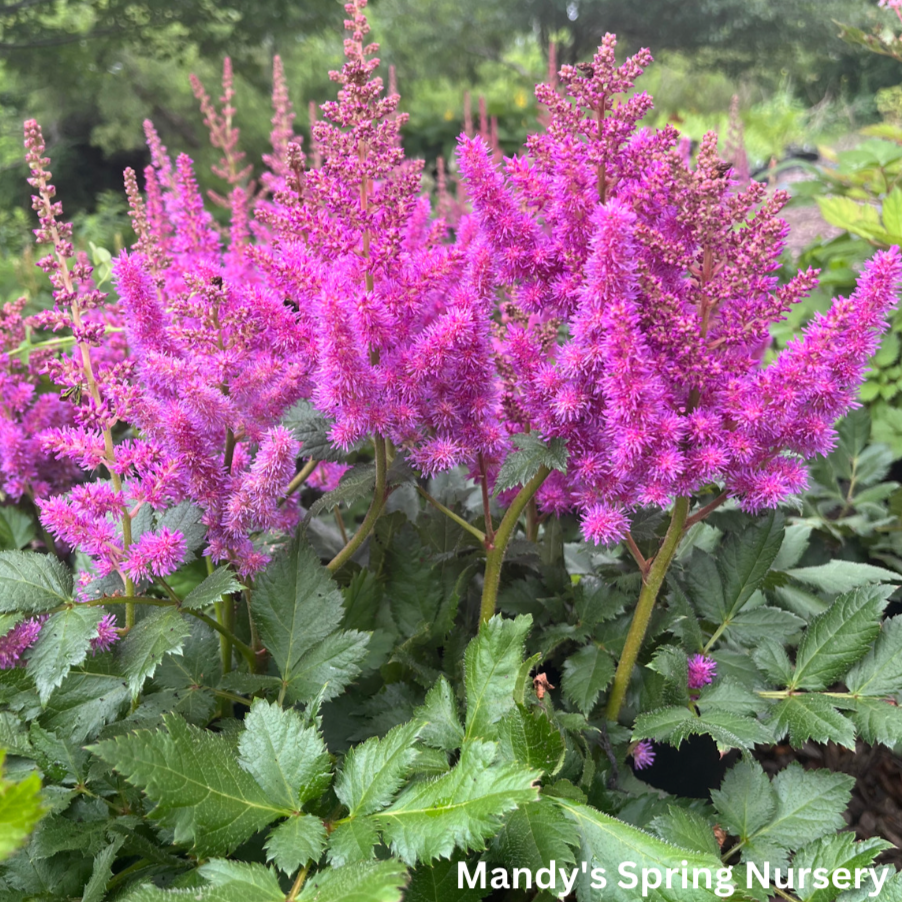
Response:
632,735,739,799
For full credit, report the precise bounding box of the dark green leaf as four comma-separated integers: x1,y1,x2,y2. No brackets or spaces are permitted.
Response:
182,568,242,610
711,760,776,842
118,607,191,695
0,507,36,551
464,615,532,741
753,764,854,850
297,860,409,902
770,694,856,749
335,720,423,817
377,740,539,865
556,798,734,902
264,814,327,873
845,615,902,697
490,798,579,870
649,807,721,857
91,715,290,856
252,538,369,703
633,705,772,751
840,696,902,747
497,705,565,774
561,645,615,715
238,699,332,809
0,551,73,613
415,676,464,752
792,834,892,902
26,605,103,703
786,562,900,595
791,587,889,690
405,856,489,902
327,818,380,867
306,463,376,521
494,433,567,496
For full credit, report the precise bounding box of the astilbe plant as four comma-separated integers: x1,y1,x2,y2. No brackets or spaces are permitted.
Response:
2,2,902,900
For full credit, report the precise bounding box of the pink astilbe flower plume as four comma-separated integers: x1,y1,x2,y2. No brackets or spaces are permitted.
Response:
0,617,44,669
688,654,717,690
458,34,902,537
630,739,655,770
91,613,120,653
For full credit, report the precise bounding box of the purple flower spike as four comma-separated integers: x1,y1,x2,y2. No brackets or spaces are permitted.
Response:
630,739,655,770
0,617,44,669
688,654,717,690
91,613,120,654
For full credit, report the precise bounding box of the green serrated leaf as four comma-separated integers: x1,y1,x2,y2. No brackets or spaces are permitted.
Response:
327,818,380,867
335,720,423,817
633,705,772,751
790,587,889,690
556,798,734,901
193,859,284,900
298,860,409,902
490,798,579,871
91,715,290,856
252,538,369,703
405,856,489,902
382,527,446,641
82,836,126,902
839,696,902,747
726,607,805,646
711,760,775,842
771,524,812,572
845,615,902,697
39,657,131,742
0,612,24,640
786,561,900,595
752,639,795,687
770,694,856,750
264,814,327,873
0,712,31,758
561,645,615,715
792,833,893,902
498,705,564,774
377,740,539,865
26,605,103,703
415,676,464,752
0,507,36,551
283,399,346,462
696,678,763,717
238,699,332,810
0,551,73,613
753,763,854,850
494,433,567,496
182,568,242,610
464,615,532,742
118,608,191,695
306,463,377,521
684,514,783,623
649,806,721,857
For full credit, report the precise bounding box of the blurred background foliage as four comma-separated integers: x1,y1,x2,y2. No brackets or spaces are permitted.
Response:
0,0,894,222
